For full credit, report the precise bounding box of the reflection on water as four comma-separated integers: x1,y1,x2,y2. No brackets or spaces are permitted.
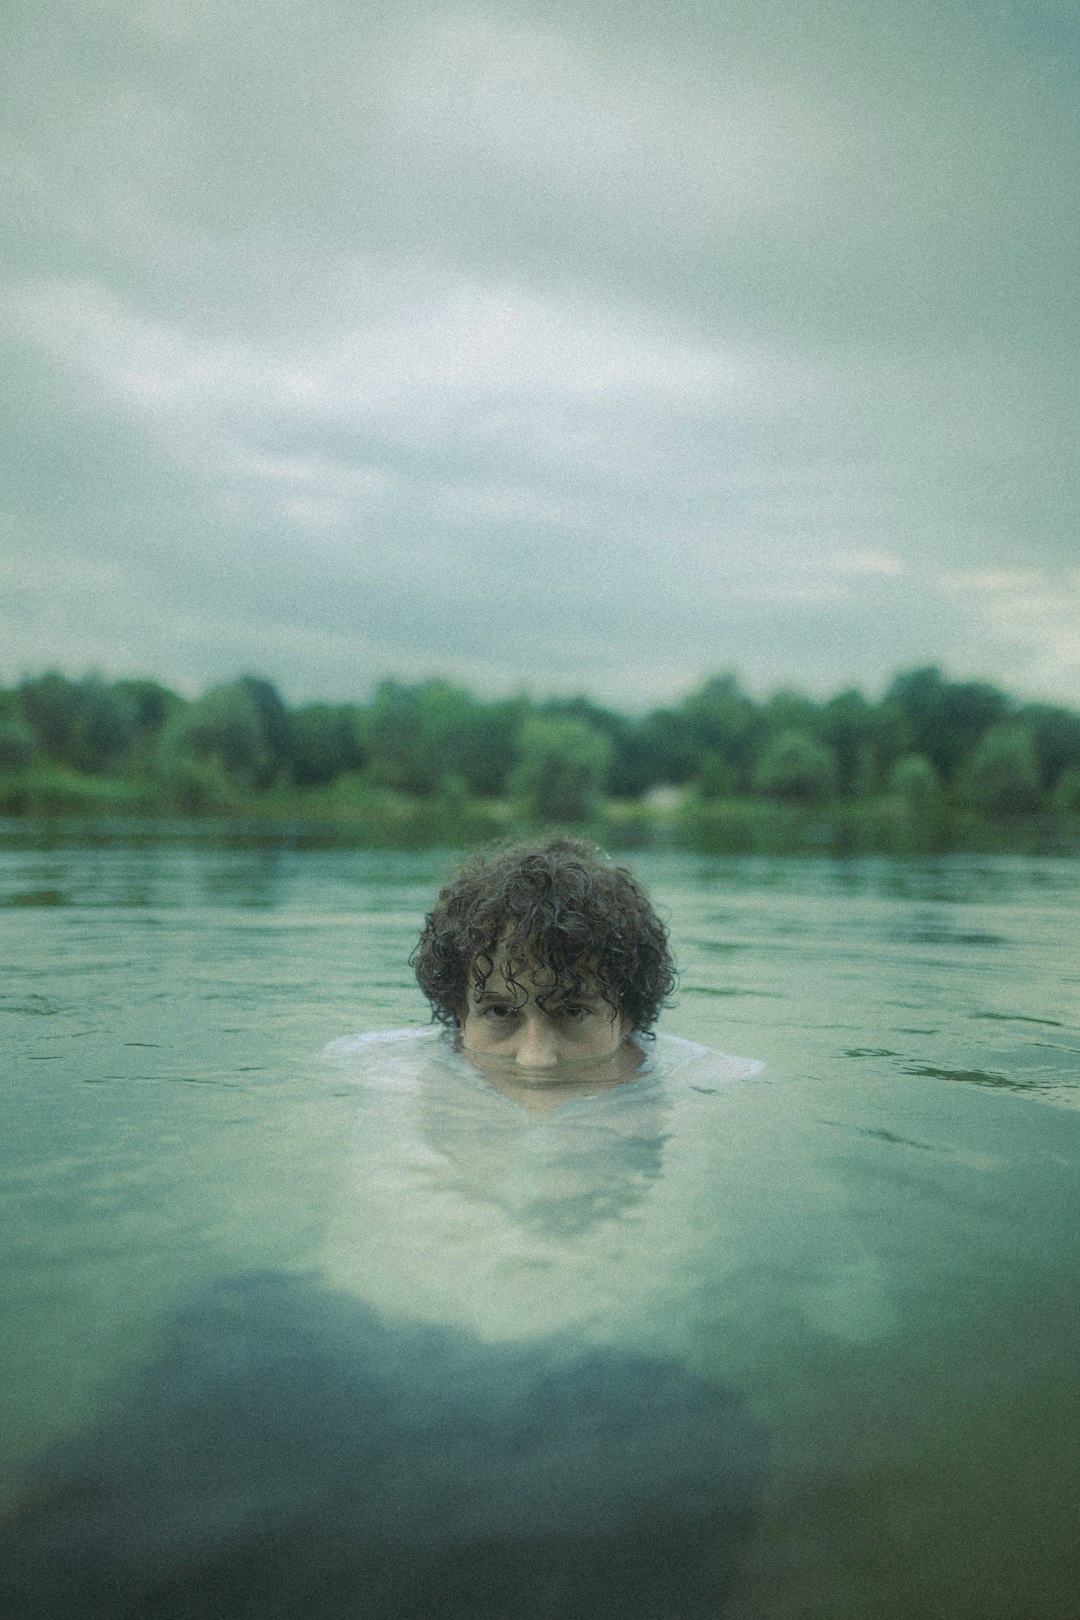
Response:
0,1271,766,1620
973,1010,1064,1027
902,1062,1041,1091
892,921,1009,947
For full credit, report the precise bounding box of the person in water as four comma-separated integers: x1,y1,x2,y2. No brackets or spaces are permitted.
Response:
411,835,677,1073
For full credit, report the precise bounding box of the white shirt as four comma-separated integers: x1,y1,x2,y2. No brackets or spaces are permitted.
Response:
321,1028,766,1356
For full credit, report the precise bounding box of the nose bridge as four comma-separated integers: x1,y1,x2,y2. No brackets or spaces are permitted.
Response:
516,1007,558,1066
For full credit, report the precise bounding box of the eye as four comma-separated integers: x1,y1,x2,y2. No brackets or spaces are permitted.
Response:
560,1004,588,1021
482,1003,519,1020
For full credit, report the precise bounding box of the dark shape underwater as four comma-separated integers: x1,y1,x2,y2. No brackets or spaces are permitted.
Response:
1,1271,767,1619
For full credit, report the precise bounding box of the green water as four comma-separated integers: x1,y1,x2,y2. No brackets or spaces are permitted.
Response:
2,824,1078,1618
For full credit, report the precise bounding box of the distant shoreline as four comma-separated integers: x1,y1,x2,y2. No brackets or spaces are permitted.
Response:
1,776,1078,858
4,667,1080,852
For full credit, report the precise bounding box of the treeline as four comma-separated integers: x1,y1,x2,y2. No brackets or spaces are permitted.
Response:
2,667,1080,837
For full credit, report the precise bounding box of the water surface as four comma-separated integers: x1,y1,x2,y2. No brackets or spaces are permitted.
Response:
2,826,1077,1618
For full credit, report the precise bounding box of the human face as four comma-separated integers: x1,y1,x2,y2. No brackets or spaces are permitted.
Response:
460,961,629,1071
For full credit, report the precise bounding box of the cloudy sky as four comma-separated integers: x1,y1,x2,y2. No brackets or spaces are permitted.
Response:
2,0,1077,710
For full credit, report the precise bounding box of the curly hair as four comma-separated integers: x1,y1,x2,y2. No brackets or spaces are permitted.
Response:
411,837,676,1033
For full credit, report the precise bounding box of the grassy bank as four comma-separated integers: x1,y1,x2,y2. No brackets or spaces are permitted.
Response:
2,766,1078,856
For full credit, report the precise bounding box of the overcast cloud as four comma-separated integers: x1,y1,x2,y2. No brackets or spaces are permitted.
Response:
2,0,1078,708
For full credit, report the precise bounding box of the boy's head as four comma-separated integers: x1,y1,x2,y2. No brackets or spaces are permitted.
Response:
411,837,675,1037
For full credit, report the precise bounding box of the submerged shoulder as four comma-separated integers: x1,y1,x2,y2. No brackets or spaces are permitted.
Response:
321,1026,452,1093
646,1032,765,1081
323,1026,444,1057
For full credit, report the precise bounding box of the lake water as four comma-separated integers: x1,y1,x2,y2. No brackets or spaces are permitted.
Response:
2,823,1078,1618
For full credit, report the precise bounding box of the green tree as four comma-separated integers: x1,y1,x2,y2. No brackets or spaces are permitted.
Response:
0,716,37,770
960,723,1042,818
450,696,531,797
509,715,613,822
886,668,1010,782
1050,768,1080,814
168,682,274,789
537,695,627,794
17,672,138,774
605,717,670,799
113,679,183,775
761,687,820,738
18,672,82,761
678,674,761,792
694,750,737,801
359,680,480,797
69,675,138,773
291,703,363,787
888,754,941,821
820,688,908,798
1014,703,1080,795
236,676,293,782
628,708,700,789
113,678,177,735
752,729,838,803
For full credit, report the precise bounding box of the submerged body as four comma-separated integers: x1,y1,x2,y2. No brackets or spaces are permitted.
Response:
322,1026,765,1348
322,1024,892,1358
